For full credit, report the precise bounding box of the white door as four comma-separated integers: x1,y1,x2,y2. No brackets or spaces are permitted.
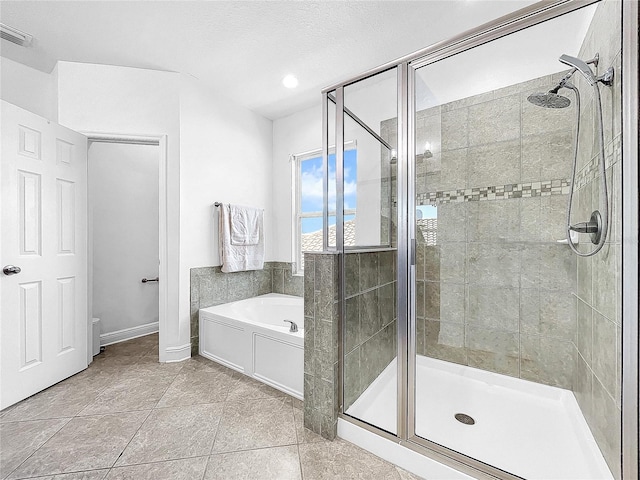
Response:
1,100,88,409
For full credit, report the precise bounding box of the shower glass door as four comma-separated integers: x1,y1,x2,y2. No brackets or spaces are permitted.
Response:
409,3,622,479
337,67,399,435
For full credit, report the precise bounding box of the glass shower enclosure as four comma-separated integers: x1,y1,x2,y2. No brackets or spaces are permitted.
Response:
323,1,638,479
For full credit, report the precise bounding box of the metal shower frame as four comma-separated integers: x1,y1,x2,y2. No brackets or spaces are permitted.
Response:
321,0,639,478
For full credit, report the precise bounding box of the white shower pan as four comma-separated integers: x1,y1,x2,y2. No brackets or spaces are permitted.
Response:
345,355,613,480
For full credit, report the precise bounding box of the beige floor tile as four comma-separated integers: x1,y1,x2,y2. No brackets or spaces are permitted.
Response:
1,332,414,480
225,375,287,402
39,469,110,479
204,445,301,480
298,439,401,480
177,357,238,376
106,457,208,480
0,382,103,424
101,345,145,359
140,351,159,360
102,335,157,359
78,375,173,415
212,398,296,453
396,467,426,480
87,355,140,375
60,368,119,392
7,411,149,479
157,369,237,408
115,403,223,466
0,418,69,478
123,357,184,378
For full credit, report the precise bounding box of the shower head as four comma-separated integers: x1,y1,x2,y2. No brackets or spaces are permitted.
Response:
559,54,596,86
527,66,575,109
527,91,571,109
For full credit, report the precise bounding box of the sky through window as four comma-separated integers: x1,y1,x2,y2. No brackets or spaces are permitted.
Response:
300,150,357,233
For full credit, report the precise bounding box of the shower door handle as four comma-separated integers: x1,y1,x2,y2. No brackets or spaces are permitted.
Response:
410,238,416,266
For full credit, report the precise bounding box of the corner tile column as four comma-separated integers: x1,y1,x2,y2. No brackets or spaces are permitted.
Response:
303,252,340,440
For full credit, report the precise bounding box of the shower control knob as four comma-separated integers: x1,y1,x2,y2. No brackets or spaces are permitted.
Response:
569,221,599,234
3,265,21,276
569,211,603,245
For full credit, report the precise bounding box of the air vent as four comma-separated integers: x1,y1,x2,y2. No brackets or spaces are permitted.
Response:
0,23,33,47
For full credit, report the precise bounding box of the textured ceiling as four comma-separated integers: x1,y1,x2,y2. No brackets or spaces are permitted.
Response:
0,1,543,119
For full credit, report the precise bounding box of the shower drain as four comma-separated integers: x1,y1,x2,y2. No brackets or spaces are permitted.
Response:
454,413,475,425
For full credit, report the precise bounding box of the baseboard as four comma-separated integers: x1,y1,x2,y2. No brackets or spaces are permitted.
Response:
99,322,159,346
164,343,191,363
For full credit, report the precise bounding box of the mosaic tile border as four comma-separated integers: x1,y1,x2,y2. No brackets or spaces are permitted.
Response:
416,179,571,206
574,134,622,190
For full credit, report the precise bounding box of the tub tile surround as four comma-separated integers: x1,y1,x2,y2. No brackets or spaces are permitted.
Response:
571,1,622,478
190,262,303,354
0,334,419,480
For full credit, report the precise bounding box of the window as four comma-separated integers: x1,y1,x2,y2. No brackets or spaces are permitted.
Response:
292,144,357,274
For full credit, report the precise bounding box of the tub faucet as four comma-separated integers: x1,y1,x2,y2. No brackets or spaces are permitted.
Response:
283,320,298,333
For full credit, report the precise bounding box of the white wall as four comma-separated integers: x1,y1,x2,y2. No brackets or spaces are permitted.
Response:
89,142,159,339
178,74,273,336
56,61,183,361
56,62,275,361
272,105,322,262
0,57,56,120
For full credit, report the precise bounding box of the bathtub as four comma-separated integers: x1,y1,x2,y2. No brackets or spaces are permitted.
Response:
199,293,304,399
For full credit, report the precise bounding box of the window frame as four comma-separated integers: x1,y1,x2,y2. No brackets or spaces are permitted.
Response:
291,141,356,275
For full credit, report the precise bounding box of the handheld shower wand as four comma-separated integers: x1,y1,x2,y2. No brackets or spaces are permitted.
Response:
559,53,614,256
559,54,597,85
559,54,615,87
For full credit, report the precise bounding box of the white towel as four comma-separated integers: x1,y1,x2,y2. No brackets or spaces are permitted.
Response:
230,204,261,246
218,203,265,273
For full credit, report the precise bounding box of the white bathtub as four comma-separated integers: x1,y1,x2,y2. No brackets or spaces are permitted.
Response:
199,293,304,399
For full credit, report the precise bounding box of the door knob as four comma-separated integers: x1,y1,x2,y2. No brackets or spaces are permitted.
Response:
3,265,21,276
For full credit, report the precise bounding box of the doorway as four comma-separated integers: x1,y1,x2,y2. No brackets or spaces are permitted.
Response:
86,135,167,363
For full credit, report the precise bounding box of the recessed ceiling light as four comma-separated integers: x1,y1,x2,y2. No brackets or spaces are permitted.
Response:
282,75,298,89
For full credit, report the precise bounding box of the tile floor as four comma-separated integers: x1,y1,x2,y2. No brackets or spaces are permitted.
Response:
1,334,423,480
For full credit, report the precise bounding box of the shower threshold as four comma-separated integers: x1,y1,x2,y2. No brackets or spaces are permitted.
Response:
345,355,612,480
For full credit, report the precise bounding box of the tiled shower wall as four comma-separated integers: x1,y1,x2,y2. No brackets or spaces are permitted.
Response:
386,71,579,389
379,2,622,476
343,250,397,410
190,262,303,354
571,0,622,477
